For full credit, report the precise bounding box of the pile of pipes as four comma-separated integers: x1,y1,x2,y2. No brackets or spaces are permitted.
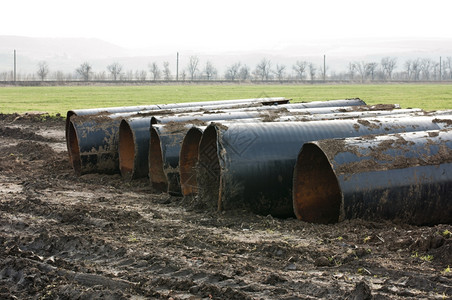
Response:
66,97,452,225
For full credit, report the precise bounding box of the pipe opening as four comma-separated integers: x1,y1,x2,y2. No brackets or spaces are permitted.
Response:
149,127,168,192
293,143,342,223
119,120,135,180
68,121,81,175
180,128,203,196
65,111,76,160
197,126,221,210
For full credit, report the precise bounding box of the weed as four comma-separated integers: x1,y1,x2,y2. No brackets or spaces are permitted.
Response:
420,255,434,262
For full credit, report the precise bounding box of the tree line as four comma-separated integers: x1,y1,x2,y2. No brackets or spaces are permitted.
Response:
1,55,452,82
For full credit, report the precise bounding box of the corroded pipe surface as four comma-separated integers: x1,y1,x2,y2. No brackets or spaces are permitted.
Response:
177,108,422,197
67,98,288,174
197,116,452,217
122,102,379,180
293,130,452,225
66,97,289,161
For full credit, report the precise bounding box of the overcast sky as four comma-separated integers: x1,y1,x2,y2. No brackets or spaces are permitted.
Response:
2,0,452,53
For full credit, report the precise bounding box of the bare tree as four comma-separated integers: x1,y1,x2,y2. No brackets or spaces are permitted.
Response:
239,65,250,81
76,62,92,81
420,58,433,80
135,70,147,81
95,71,107,80
163,62,172,80
107,62,123,80
36,61,49,81
308,63,316,81
53,70,65,82
148,62,161,80
353,61,368,82
445,57,452,79
187,56,199,80
254,58,271,81
274,64,286,81
293,60,307,80
204,61,217,80
225,62,241,81
381,57,397,80
366,62,378,81
411,59,421,81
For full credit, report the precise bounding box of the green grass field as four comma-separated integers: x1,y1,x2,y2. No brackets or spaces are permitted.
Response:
0,84,451,115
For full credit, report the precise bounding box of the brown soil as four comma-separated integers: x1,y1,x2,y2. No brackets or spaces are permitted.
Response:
1,113,451,299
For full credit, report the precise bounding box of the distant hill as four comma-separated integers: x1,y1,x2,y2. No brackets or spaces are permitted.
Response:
1,35,451,77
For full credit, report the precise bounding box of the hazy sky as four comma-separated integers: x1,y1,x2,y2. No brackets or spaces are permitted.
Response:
2,0,452,53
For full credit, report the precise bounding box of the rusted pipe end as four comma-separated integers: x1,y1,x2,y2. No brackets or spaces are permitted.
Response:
180,127,204,196
149,127,168,192
293,143,342,224
65,111,76,160
68,121,82,175
119,120,136,180
197,126,222,211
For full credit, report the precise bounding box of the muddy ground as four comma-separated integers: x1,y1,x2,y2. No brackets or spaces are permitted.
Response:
0,113,451,300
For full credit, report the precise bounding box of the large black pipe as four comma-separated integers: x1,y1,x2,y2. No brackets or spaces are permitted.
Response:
119,101,374,180
177,108,425,197
68,98,289,174
197,116,452,217
293,130,452,225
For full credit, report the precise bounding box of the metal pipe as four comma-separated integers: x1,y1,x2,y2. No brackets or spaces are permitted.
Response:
68,98,289,174
121,102,377,180
150,118,264,195
65,97,289,161
177,108,422,197
149,124,202,194
197,116,452,217
293,129,452,225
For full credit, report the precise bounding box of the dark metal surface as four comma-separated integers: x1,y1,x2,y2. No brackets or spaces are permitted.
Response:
197,116,452,217
149,124,193,194
119,102,377,180
67,98,289,174
151,107,398,195
177,108,416,197
293,130,452,225
119,118,154,179
65,97,289,161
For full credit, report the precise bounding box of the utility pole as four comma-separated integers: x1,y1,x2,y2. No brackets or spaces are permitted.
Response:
14,49,16,82
323,54,326,81
176,52,179,81
440,56,442,81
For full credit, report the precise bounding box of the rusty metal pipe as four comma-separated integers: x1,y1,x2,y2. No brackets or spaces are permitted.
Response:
197,116,452,217
123,102,375,181
150,107,398,194
293,129,452,225
66,97,289,161
68,98,289,174
150,119,262,195
177,108,422,197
